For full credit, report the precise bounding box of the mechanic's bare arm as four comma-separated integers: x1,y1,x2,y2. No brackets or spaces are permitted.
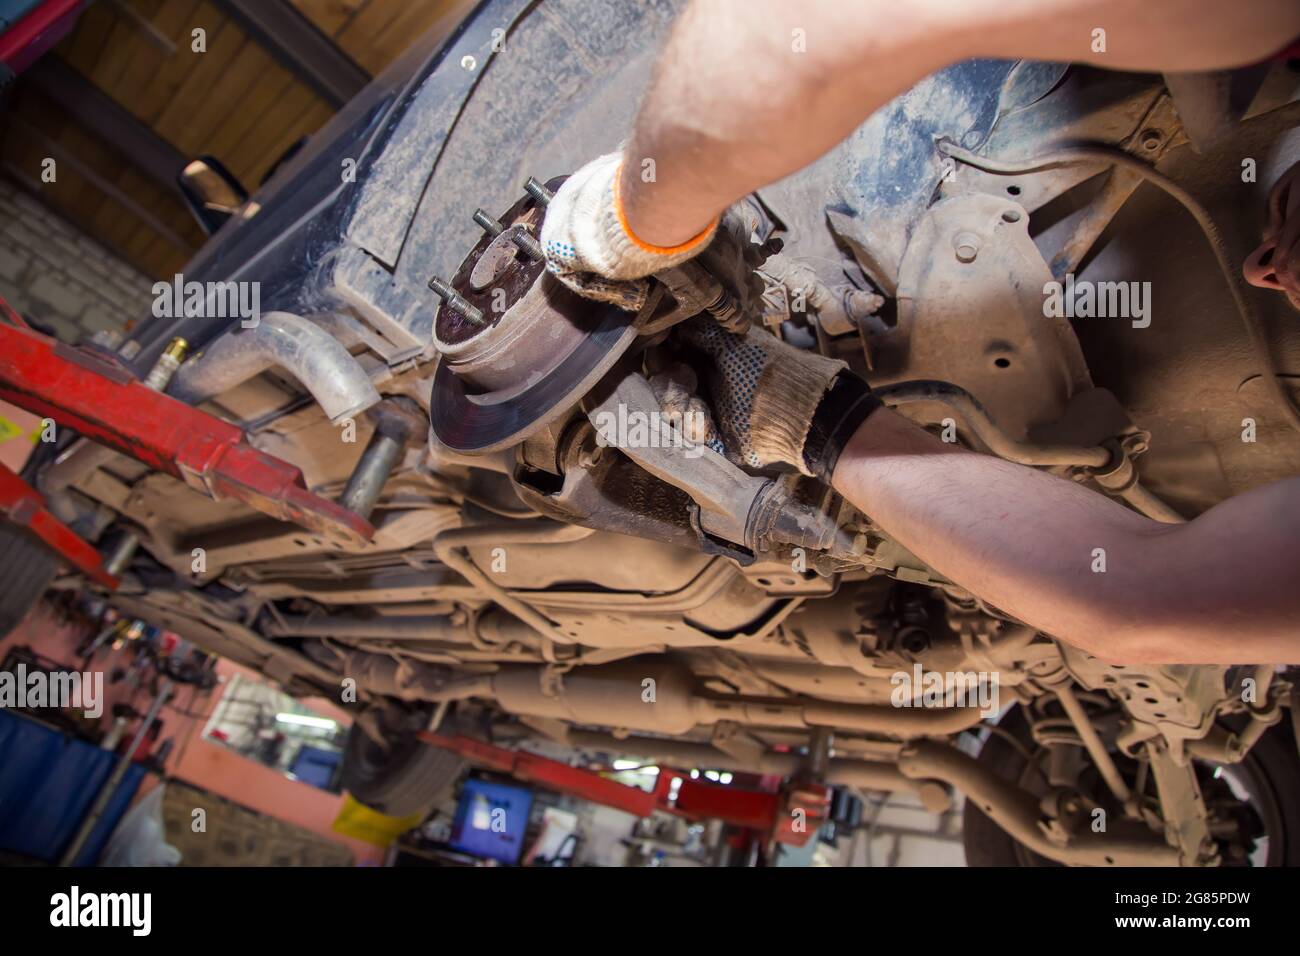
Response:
622,0,1300,246
833,410,1300,665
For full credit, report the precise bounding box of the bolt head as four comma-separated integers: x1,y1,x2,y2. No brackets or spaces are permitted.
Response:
953,231,981,263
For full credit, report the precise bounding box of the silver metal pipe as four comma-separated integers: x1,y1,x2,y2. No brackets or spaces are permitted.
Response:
339,428,406,519
168,311,380,424
876,380,1113,468
103,531,140,577
337,398,424,519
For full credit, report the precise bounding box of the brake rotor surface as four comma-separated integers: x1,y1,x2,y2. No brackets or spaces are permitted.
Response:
429,176,643,453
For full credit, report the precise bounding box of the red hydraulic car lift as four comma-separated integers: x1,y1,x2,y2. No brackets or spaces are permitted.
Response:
0,313,375,581
420,731,832,849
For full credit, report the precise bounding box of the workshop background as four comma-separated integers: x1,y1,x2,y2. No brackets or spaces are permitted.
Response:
0,0,965,867
0,0,475,341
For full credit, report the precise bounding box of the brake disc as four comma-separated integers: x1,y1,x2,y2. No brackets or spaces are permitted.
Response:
428,177,645,454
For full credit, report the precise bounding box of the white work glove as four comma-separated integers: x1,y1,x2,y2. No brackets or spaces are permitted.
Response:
541,151,719,312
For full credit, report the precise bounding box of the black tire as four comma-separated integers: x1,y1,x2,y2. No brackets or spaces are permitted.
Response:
1216,715,1300,865
963,707,1300,866
340,717,466,817
0,523,59,640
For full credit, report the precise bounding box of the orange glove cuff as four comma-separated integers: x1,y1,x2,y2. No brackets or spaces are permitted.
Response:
613,162,720,257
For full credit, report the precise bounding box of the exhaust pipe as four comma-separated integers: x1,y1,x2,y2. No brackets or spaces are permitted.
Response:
490,663,989,739
326,652,991,740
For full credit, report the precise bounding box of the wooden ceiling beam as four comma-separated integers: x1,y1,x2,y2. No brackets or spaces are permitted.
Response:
211,0,369,109
23,56,188,196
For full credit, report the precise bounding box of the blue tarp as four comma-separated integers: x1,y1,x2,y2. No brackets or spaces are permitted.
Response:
0,708,145,865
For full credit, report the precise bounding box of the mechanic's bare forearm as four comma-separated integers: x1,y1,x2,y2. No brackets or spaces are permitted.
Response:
620,0,952,246
621,0,1300,246
832,410,1300,665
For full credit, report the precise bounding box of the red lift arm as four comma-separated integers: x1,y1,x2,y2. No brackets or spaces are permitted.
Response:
0,321,374,549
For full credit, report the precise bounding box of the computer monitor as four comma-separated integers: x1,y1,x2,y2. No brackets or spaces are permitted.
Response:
449,777,535,864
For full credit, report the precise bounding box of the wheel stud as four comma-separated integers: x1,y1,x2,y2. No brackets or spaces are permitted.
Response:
428,276,485,325
523,177,554,205
473,209,504,236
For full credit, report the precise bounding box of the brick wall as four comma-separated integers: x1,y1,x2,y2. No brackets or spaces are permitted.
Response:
0,176,156,344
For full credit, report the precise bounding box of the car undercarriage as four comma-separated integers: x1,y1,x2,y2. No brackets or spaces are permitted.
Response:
11,0,1299,867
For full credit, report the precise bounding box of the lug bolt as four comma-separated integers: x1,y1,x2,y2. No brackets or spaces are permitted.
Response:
473,209,504,237
428,276,485,325
524,177,554,205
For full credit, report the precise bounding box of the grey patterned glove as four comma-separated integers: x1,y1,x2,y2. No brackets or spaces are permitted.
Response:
680,319,885,479
679,320,838,472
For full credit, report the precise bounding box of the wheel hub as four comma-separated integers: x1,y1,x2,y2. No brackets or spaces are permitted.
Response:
429,176,643,453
